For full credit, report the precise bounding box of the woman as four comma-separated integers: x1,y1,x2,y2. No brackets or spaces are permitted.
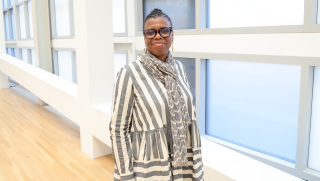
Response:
109,8,204,181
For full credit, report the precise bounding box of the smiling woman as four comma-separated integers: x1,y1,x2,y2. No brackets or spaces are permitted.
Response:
109,8,204,181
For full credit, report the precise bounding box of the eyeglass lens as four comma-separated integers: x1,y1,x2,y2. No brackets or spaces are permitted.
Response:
145,28,171,39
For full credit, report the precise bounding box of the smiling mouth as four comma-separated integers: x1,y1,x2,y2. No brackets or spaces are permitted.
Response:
153,43,165,45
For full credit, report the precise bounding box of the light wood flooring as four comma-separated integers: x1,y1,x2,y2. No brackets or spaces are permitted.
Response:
0,87,115,181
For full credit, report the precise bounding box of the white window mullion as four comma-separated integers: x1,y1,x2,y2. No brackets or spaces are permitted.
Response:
27,1,33,38
68,0,74,36
23,1,30,38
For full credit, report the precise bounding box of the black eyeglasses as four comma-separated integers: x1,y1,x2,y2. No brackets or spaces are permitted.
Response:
143,27,172,39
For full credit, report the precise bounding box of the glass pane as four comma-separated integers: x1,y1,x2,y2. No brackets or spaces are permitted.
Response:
308,67,320,172
55,0,70,36
19,4,27,39
21,49,28,63
114,53,127,79
206,60,301,163
4,11,10,39
175,58,196,102
8,0,11,7
30,49,35,66
6,48,9,54
143,0,195,30
11,48,16,57
57,50,73,82
3,0,7,9
207,0,304,28
28,1,33,38
112,0,126,33
10,9,15,39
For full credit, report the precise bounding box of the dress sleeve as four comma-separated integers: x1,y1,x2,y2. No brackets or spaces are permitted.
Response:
109,67,135,181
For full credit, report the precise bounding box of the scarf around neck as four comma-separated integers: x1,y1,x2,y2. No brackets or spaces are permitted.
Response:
139,50,191,167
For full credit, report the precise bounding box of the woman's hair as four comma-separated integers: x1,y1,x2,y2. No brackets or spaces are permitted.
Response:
143,8,173,30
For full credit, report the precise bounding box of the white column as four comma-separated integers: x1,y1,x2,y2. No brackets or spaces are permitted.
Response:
80,127,112,159
31,0,52,72
31,0,52,105
73,0,115,158
0,1,9,89
74,0,115,105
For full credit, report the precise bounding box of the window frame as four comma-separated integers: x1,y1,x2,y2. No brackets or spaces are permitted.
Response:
198,54,319,181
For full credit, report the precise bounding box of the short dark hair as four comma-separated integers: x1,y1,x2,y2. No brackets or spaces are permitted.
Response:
143,8,173,30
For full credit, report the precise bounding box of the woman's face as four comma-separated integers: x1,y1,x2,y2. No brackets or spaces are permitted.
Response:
143,17,174,60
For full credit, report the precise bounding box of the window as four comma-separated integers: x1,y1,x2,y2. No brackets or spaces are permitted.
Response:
18,48,35,65
20,48,28,62
10,9,15,39
53,50,77,83
50,0,75,37
143,0,195,30
18,4,27,38
207,0,304,28
2,0,7,9
6,46,16,86
28,1,33,38
17,1,33,39
4,11,10,39
114,53,127,78
6,47,16,57
206,60,301,163
3,0,15,40
308,66,320,172
112,0,126,34
2,0,12,9
175,58,196,102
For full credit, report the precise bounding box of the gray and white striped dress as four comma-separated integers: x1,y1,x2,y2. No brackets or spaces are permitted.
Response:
109,55,204,181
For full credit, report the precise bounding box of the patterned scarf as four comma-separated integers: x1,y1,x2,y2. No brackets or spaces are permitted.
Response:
139,50,191,167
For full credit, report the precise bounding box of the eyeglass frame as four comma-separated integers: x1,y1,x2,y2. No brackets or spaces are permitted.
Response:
143,27,173,39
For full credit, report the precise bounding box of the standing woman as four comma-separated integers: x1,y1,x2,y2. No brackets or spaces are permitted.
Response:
109,8,204,181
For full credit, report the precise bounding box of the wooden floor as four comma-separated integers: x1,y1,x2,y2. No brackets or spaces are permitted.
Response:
0,87,115,181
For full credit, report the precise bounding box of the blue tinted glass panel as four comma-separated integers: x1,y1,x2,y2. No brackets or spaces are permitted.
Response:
143,0,195,30
175,58,196,102
206,60,301,163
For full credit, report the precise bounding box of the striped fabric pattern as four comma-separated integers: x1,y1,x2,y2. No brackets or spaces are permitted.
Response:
109,58,204,181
